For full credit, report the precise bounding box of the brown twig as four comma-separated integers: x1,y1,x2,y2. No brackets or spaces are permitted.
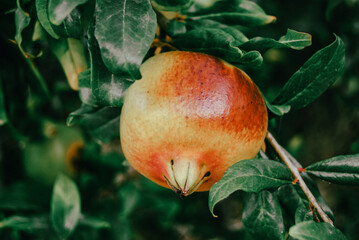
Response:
266,132,334,226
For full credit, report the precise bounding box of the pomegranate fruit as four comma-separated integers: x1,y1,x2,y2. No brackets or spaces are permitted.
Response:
120,51,268,196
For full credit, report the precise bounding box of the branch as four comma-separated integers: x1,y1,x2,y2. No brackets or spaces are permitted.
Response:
266,132,334,226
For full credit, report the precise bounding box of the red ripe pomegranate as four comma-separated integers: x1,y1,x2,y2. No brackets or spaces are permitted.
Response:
120,51,268,196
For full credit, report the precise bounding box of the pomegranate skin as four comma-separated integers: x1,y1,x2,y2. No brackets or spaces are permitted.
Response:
120,51,268,195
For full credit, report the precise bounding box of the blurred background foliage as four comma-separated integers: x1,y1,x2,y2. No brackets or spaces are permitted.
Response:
0,0,358,239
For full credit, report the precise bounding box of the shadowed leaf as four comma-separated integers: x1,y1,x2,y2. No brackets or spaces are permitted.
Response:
209,159,293,217
289,221,347,240
67,104,122,144
243,191,285,240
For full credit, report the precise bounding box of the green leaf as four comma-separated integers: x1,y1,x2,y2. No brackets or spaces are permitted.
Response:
242,191,285,240
36,0,61,39
14,8,33,57
182,0,222,14
49,0,88,25
208,159,293,217
278,29,312,50
78,69,98,106
78,215,111,229
57,8,84,39
277,184,314,224
36,0,83,39
0,215,49,232
50,174,81,239
172,28,262,67
67,104,96,126
186,19,249,44
67,104,122,143
306,154,359,185
238,50,263,67
240,29,312,52
0,77,8,125
49,37,88,90
88,20,132,106
118,183,140,217
152,0,192,11
167,19,187,36
273,35,346,110
94,0,157,79
264,95,291,116
289,221,347,240
186,0,276,27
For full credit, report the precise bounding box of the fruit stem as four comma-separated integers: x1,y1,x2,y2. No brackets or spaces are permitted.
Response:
266,132,334,227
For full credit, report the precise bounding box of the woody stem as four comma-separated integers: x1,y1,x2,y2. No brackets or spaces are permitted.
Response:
266,132,334,226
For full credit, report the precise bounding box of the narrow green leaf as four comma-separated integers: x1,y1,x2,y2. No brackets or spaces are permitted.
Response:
208,159,293,217
49,0,88,25
188,12,276,27
36,0,83,39
273,35,345,110
14,8,32,57
88,20,132,106
50,174,81,239
0,215,49,232
240,29,312,52
36,0,61,39
242,191,285,240
0,78,8,125
152,0,192,11
78,215,111,229
94,0,157,79
172,28,263,67
306,154,359,185
289,221,347,240
185,0,276,27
